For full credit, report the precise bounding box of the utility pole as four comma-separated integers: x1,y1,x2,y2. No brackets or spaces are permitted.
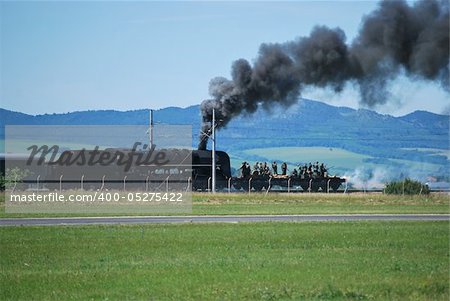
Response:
211,108,216,193
149,109,154,146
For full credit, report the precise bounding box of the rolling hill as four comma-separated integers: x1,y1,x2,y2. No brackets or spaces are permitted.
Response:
1,99,448,184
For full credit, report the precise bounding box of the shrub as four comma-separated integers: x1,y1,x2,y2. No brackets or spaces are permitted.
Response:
0,167,31,191
384,178,430,195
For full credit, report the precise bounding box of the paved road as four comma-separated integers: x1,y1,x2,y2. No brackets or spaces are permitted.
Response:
0,214,448,226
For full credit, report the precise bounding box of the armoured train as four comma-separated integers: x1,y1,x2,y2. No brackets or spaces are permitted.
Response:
192,150,345,192
2,149,345,192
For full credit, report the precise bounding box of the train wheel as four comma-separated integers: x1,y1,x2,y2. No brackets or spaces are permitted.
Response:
311,182,320,192
320,181,328,192
192,181,207,192
241,181,250,191
300,183,309,192
331,183,341,192
252,182,263,191
233,182,242,190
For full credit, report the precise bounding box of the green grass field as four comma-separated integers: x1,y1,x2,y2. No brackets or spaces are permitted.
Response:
1,221,448,300
192,193,449,215
0,192,449,217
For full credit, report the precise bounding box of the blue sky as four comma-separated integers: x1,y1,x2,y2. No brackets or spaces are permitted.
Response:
1,1,448,116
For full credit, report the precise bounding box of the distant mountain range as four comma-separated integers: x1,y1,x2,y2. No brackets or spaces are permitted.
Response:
1,99,447,155
1,99,448,181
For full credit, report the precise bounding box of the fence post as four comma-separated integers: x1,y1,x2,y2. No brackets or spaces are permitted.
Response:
145,176,149,191
80,175,85,190
59,175,63,192
12,176,18,193
36,175,41,191
186,177,192,192
123,176,127,191
228,178,232,193
327,179,331,194
248,178,252,195
287,178,291,193
308,179,312,193
166,176,170,193
100,175,105,191
207,177,211,192
265,178,272,195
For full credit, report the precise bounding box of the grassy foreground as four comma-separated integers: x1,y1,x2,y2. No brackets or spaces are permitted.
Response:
192,192,449,215
1,221,448,300
0,192,449,217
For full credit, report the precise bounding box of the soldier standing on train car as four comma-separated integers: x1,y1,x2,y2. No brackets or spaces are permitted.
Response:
246,162,251,177
253,162,259,174
313,162,319,174
281,162,287,175
263,162,270,175
272,161,278,175
292,168,298,177
239,162,247,178
320,163,327,177
239,161,245,178
300,165,306,178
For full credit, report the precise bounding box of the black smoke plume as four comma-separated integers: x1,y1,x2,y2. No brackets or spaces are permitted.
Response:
198,0,449,150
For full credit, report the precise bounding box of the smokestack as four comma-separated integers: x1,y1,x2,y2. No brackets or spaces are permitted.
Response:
199,0,449,149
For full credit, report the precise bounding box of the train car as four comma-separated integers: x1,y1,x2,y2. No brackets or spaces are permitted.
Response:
1,149,345,192
232,173,345,192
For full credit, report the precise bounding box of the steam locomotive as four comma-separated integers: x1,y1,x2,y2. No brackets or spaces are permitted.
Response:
1,149,345,192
